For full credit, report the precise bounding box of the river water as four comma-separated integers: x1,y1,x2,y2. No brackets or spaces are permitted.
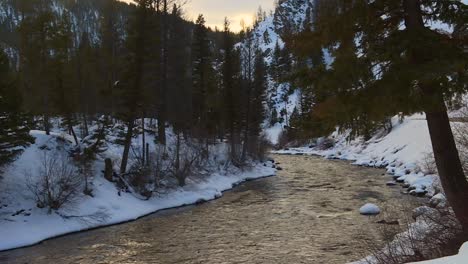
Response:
0,154,421,264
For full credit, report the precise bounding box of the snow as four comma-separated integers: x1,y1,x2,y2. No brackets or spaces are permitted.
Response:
264,123,284,145
0,130,276,251
359,203,381,215
409,242,468,264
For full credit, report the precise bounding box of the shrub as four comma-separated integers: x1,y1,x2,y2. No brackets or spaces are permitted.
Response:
318,137,335,150
419,152,438,175
27,153,83,212
454,124,468,176
168,144,199,187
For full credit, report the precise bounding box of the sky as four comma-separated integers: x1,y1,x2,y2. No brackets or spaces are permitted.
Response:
120,0,275,32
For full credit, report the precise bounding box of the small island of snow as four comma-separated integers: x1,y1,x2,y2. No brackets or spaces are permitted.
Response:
359,203,381,215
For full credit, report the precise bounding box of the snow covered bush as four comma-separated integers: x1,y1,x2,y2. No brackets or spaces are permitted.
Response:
454,124,468,176
168,143,200,187
419,152,438,175
27,153,83,212
149,145,171,190
317,137,335,150
277,130,290,149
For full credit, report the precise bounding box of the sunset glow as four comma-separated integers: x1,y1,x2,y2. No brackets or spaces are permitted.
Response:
119,0,274,32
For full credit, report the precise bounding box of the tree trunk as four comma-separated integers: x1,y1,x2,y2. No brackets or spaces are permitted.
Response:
104,158,113,182
44,114,50,135
120,118,135,174
69,124,79,146
92,119,107,153
158,0,168,146
82,113,89,137
146,143,150,167
423,90,468,228
404,0,468,229
142,116,146,164
175,132,184,186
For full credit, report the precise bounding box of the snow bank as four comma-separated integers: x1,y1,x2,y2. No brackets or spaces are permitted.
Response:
409,242,468,264
0,131,276,251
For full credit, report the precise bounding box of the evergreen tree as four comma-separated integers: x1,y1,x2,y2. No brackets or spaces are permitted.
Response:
0,50,34,168
192,14,217,141
249,50,267,139
221,18,242,161
157,0,169,145
99,0,123,115
270,40,282,82
118,0,152,173
75,31,98,137
270,108,279,126
49,11,79,145
17,6,56,135
167,4,192,135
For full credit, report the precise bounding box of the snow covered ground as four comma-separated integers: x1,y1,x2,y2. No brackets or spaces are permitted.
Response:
0,130,275,251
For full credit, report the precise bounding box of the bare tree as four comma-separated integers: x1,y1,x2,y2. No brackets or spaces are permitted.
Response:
27,153,83,213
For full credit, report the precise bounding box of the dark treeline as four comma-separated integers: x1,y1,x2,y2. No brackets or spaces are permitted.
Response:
0,0,269,173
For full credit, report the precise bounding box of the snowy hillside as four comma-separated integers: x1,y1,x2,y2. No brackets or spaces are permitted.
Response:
249,0,315,144
0,0,129,51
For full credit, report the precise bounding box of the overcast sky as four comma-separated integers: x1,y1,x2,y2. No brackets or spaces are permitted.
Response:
120,0,275,32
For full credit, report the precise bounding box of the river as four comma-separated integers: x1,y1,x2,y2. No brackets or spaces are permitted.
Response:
0,154,422,264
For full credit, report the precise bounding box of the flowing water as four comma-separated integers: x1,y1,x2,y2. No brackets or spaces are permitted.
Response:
0,154,422,264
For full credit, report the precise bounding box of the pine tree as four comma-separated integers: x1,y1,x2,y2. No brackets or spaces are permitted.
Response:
157,0,169,145
75,31,98,137
239,28,257,160
291,0,468,228
250,50,267,139
222,18,242,161
270,40,282,82
192,14,217,142
270,108,279,126
0,49,34,168
49,11,79,145
99,0,122,115
17,6,56,135
167,4,192,135
118,0,152,174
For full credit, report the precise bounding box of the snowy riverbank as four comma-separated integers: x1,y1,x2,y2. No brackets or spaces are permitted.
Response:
0,131,276,251
273,114,445,200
